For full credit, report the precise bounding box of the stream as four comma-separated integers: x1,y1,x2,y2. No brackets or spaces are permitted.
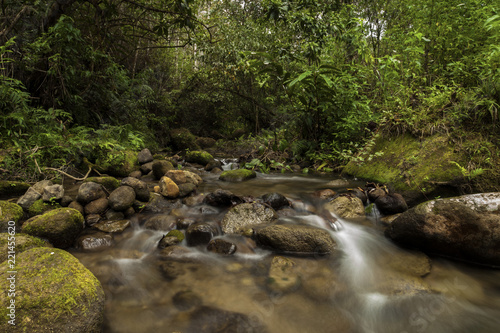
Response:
70,172,500,333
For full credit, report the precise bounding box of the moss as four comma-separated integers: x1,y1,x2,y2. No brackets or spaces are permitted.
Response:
21,208,84,248
27,199,62,217
0,180,30,196
219,169,257,182
170,128,200,151
95,149,139,177
185,150,214,166
0,247,104,332
166,229,185,242
0,233,51,262
0,201,23,230
342,134,463,194
84,176,121,191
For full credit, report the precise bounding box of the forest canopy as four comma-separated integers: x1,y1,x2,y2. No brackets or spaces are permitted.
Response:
1,0,499,180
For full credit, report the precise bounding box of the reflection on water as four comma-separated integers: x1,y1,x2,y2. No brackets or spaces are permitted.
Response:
71,173,500,333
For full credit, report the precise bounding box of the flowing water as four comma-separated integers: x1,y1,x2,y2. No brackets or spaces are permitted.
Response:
70,172,500,333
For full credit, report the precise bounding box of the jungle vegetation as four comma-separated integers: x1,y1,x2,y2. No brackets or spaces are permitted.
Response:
1,0,499,180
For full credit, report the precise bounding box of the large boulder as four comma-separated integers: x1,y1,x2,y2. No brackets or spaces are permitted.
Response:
21,208,84,248
324,195,365,219
385,195,500,266
219,169,256,182
256,224,336,255
0,233,51,262
27,199,62,217
185,150,214,166
108,186,136,211
221,202,278,234
0,201,23,232
0,247,105,332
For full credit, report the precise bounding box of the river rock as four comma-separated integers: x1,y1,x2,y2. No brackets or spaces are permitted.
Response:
108,186,136,211
76,231,113,251
94,220,131,233
27,199,62,217
105,209,125,221
185,150,214,166
186,223,219,246
159,176,180,198
375,192,408,215
178,183,197,197
207,238,237,255
0,247,105,333
0,180,30,196
185,306,267,333
85,213,102,227
0,201,23,232
158,230,185,249
21,208,84,248
84,197,109,215
385,197,500,266
41,184,64,202
141,193,182,214
32,180,53,194
60,195,73,207
221,202,278,234
140,161,154,175
256,224,336,255
143,214,177,231
267,256,300,292
84,176,121,191
262,192,290,210
0,233,52,262
205,159,222,171
121,177,150,201
203,189,243,207
16,187,41,210
313,189,337,200
196,137,216,149
219,169,256,182
68,201,85,215
324,195,365,219
77,182,106,204
152,160,175,179
137,148,154,164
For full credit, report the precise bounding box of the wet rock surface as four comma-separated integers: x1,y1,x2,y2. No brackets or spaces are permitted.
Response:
221,202,278,234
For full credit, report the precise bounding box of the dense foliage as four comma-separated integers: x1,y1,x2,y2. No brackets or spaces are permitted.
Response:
1,0,499,179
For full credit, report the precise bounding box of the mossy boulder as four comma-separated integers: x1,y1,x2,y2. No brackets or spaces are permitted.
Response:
0,233,51,262
0,180,30,197
0,247,105,332
84,176,121,191
21,208,84,248
95,149,139,177
342,134,464,199
27,199,62,217
185,150,214,166
0,201,23,232
219,169,256,182
170,128,200,151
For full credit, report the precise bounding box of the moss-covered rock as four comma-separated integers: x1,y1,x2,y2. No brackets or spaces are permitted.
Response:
0,201,23,232
0,247,105,332
95,149,139,177
185,150,214,166
27,199,62,217
84,176,121,191
0,180,30,197
342,134,464,198
170,128,200,151
0,233,51,262
21,208,84,248
219,169,256,182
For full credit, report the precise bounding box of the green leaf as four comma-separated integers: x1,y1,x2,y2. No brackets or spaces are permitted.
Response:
288,71,312,88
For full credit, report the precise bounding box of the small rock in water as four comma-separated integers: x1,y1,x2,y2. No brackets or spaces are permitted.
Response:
324,195,365,218
137,148,154,164
261,192,290,210
93,219,131,233
84,197,109,215
172,290,203,311
85,213,102,227
221,202,278,234
185,306,268,333
77,232,113,251
42,184,64,202
267,256,300,293
186,223,219,246
313,189,337,200
108,186,136,211
77,182,106,204
203,189,243,207
207,238,237,255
